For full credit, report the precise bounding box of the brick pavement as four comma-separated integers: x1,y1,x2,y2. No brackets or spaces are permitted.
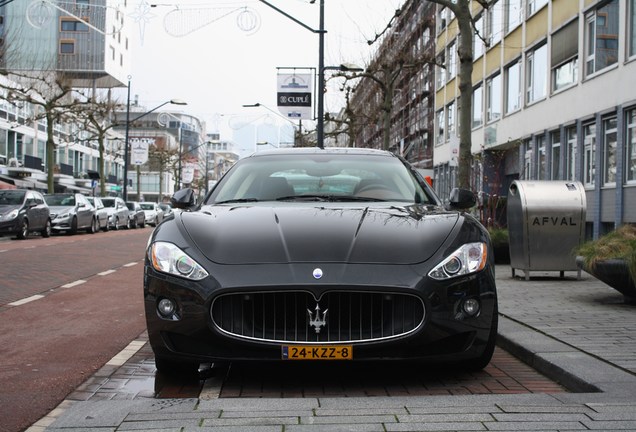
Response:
29,266,636,431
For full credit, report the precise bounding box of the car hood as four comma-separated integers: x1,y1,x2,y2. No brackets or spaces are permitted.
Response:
0,204,20,214
48,205,74,213
179,204,459,265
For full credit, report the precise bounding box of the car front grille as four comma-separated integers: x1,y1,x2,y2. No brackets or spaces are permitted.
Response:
211,291,425,344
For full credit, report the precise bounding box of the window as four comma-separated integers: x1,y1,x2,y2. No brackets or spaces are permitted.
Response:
505,60,521,113
585,0,619,77
528,0,548,16
447,41,457,80
436,52,446,89
602,117,617,185
437,6,448,34
523,139,532,179
506,0,522,33
583,123,596,187
627,109,636,182
630,0,636,57
473,14,484,59
551,20,579,91
486,73,501,122
446,101,456,139
551,131,561,180
60,18,89,31
566,126,577,181
60,40,75,54
436,109,444,145
472,85,483,128
526,43,547,103
538,134,546,180
487,1,503,46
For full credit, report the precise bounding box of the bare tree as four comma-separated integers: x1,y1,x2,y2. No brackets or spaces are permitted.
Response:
370,0,490,189
0,70,90,192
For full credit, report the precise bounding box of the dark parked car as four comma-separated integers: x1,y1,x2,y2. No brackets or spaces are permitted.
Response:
144,148,497,375
0,189,51,239
44,193,97,234
87,196,109,232
126,201,145,229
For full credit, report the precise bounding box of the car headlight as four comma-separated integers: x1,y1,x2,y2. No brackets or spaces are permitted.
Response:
148,241,208,280
0,209,19,221
428,242,488,280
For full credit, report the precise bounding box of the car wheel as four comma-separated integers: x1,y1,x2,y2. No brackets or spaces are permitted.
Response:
458,301,498,372
114,217,120,230
69,216,78,235
16,219,29,240
87,217,97,234
154,356,199,377
41,219,52,238
96,218,101,232
102,220,109,232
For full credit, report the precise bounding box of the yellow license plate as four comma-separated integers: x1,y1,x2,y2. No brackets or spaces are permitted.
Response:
282,345,353,360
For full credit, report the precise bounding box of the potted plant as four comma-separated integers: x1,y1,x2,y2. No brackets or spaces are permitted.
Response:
488,226,510,264
575,225,636,304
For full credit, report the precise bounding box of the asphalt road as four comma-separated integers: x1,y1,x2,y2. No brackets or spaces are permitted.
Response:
0,228,152,432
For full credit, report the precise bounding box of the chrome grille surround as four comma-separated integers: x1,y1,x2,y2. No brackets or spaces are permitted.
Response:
210,290,426,344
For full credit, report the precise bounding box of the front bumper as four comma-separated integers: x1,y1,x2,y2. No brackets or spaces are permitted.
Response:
144,262,497,365
0,219,20,235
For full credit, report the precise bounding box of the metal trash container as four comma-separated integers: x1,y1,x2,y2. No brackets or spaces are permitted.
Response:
507,180,586,280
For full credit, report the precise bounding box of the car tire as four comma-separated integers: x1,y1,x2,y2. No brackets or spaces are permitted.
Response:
16,219,29,240
87,217,97,234
154,356,199,377
458,301,498,372
69,216,78,235
102,220,109,232
41,219,51,238
114,217,120,230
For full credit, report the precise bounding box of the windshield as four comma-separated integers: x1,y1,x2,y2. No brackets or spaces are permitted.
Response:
207,153,435,205
101,198,116,208
126,203,136,211
140,203,155,210
45,194,75,206
0,190,26,205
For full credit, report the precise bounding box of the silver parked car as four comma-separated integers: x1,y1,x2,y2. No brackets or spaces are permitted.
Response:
101,197,129,230
140,202,164,226
87,196,109,232
44,193,97,235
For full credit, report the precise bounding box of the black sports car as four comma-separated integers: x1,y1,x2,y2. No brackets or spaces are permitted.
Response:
144,148,497,375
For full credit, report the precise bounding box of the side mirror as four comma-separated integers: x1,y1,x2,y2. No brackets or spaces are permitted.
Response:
171,188,196,209
447,188,476,210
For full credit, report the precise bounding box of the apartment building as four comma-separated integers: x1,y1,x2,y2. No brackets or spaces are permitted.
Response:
434,0,636,237
0,0,132,192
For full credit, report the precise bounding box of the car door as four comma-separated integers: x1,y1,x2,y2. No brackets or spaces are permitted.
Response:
76,195,92,228
25,191,45,230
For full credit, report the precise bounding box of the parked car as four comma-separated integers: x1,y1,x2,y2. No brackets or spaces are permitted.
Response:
126,201,145,229
140,202,164,226
158,203,173,219
144,148,497,376
86,196,109,232
44,193,97,235
0,189,51,239
100,197,129,230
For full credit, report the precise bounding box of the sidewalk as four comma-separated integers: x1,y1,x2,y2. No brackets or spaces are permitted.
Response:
33,265,636,431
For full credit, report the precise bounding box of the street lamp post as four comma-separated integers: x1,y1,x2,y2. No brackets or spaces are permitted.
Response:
122,94,187,201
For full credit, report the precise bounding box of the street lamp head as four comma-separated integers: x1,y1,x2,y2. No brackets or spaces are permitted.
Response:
339,63,364,72
242,103,261,108
169,99,188,106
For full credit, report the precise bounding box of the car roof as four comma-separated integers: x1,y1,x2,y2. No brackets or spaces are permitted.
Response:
243,147,398,159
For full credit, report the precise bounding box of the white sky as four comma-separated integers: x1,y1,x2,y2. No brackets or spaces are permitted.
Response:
121,0,403,146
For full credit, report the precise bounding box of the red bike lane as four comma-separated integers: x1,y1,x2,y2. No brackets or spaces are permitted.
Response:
0,261,146,432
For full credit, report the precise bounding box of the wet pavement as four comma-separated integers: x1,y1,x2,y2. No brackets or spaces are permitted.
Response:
27,265,636,431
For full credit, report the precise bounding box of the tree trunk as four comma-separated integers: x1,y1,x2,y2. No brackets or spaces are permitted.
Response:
46,111,56,193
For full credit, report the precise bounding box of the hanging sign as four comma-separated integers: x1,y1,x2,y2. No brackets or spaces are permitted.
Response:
130,137,155,165
277,73,312,120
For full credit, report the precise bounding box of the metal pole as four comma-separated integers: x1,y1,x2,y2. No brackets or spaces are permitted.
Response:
317,0,325,149
123,79,131,201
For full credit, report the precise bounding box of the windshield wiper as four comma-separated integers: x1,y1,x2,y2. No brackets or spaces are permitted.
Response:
276,195,386,202
215,198,259,204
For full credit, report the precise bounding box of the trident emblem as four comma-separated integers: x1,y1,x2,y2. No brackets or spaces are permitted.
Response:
307,304,328,334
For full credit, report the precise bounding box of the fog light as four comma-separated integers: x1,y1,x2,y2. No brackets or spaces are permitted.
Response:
158,298,176,317
462,298,480,316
